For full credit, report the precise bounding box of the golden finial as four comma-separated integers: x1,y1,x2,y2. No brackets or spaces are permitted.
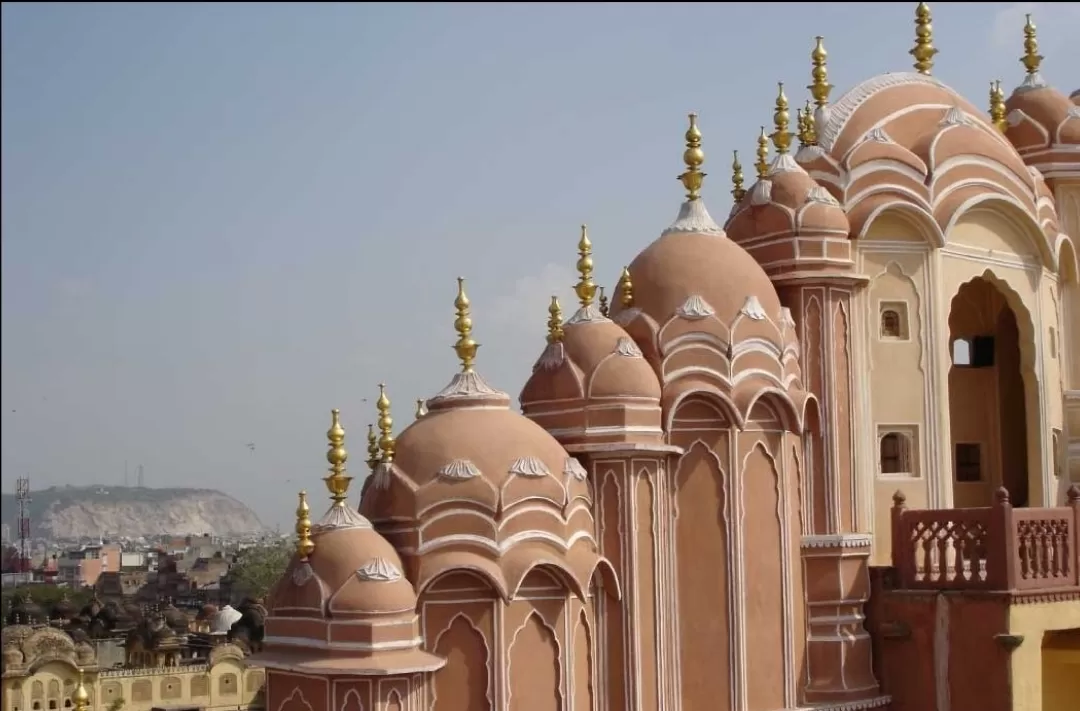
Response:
598,286,609,317
755,126,769,179
322,409,350,507
453,277,478,373
990,79,1008,133
796,106,809,147
808,36,832,111
678,112,706,201
804,99,818,145
618,266,633,308
415,399,426,419
365,424,379,473
376,383,395,465
771,83,792,156
731,150,746,202
910,2,938,75
73,670,90,711
1021,13,1043,77
295,491,315,559
547,296,564,343
574,225,597,308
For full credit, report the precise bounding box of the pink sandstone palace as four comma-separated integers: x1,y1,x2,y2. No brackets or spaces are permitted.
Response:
252,5,1080,711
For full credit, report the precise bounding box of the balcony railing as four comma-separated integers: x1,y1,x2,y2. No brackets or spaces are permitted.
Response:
890,484,1080,592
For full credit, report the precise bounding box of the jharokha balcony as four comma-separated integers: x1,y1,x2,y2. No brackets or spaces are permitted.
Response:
867,485,1080,711
889,485,1080,594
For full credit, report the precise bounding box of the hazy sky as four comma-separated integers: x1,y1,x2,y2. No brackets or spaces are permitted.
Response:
3,2,1078,529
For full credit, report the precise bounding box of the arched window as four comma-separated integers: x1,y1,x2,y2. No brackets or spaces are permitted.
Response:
952,338,971,366
878,429,916,476
879,301,909,340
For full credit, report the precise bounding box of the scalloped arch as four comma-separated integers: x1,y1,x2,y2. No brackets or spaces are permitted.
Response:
856,200,945,245
944,196,1055,269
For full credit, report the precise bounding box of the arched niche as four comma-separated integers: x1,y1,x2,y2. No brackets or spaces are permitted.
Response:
859,202,945,246
945,272,1041,507
947,199,1055,272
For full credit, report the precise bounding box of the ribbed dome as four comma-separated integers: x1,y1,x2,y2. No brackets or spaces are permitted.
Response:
258,495,443,676
520,303,662,446
795,72,1050,240
270,517,417,619
1005,77,1080,154
361,368,607,602
726,153,852,278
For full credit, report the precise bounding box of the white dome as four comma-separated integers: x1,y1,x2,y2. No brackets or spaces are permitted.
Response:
210,604,242,634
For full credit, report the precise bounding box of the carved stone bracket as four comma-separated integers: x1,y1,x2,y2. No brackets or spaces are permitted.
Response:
993,633,1025,652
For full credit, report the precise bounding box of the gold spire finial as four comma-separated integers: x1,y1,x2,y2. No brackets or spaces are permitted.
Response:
597,286,610,317
547,296,564,343
910,2,938,75
808,36,832,111
1021,13,1043,77
990,79,1008,133
678,112,706,201
804,99,818,145
295,491,315,559
772,83,792,156
366,424,379,473
796,105,809,147
376,384,395,465
453,277,478,373
73,670,90,711
618,266,633,308
574,225,597,308
755,126,770,179
415,399,426,419
731,150,746,202
322,409,351,507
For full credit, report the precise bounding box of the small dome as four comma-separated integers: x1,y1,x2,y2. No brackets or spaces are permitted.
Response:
210,605,242,634
1005,77,1080,158
726,154,851,277
259,496,443,676
161,603,187,632
269,520,417,619
50,594,77,620
1071,88,1079,106
362,367,606,602
520,304,662,446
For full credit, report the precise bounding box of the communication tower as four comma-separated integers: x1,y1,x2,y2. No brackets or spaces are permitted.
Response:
15,477,31,574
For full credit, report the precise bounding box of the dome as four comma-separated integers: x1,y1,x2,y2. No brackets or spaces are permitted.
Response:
1071,88,1079,106
360,289,608,603
160,602,187,631
1004,74,1080,175
210,604,242,634
520,298,663,447
50,594,76,620
800,72,1046,240
258,484,443,676
726,153,851,278
269,519,418,620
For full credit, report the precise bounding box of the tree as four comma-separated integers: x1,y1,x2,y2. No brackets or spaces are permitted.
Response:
228,542,292,602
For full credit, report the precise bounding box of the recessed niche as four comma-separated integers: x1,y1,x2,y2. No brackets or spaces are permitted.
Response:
879,301,909,340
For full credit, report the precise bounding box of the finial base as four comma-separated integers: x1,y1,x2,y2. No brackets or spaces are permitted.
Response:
662,199,723,237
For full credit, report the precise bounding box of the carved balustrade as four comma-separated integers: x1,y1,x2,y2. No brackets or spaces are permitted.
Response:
889,485,1080,592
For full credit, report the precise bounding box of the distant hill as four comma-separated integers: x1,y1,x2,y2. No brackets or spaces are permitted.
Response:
0,485,266,539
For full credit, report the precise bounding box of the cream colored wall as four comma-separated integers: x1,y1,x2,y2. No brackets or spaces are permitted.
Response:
944,208,1060,509
855,213,937,565
854,205,1065,564
1007,600,1080,711
0,661,265,711
1054,182,1080,494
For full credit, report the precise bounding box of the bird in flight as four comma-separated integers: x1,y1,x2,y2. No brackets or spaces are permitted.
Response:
246,443,256,453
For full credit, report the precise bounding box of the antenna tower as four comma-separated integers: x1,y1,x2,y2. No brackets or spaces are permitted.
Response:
136,464,144,488
15,477,31,574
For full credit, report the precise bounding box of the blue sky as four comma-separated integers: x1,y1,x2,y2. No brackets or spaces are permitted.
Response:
3,2,1078,530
